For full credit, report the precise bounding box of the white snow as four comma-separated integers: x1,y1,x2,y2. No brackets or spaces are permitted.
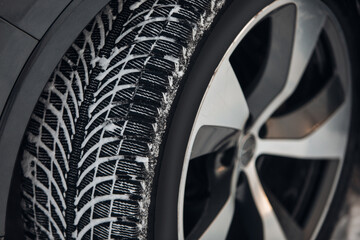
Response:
78,137,120,168
74,176,117,205
96,15,106,50
76,217,118,239
163,55,179,64
22,1,227,239
76,156,125,187
118,0,124,13
88,84,136,115
115,17,179,44
74,195,130,225
129,0,147,11
135,156,150,171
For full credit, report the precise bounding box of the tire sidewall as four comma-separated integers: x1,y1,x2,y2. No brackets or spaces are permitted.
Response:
315,0,360,239
151,0,359,239
152,0,273,239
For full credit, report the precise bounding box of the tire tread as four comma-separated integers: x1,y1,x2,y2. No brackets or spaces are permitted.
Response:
21,0,225,239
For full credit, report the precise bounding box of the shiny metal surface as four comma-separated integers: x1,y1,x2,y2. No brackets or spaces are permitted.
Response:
178,0,352,239
264,76,345,139
238,135,256,167
191,126,240,160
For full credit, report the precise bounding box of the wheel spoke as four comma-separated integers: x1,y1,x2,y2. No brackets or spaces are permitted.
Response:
195,57,249,130
199,196,235,240
245,163,286,240
246,4,297,120
263,75,345,139
187,152,237,240
191,126,240,159
265,188,304,240
183,59,248,239
190,59,249,159
181,1,351,239
251,1,327,133
256,100,350,160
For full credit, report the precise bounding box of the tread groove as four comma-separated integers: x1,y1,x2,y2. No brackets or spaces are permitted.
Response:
21,0,226,239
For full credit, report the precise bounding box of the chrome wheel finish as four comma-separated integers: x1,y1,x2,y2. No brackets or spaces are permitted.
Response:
178,0,352,239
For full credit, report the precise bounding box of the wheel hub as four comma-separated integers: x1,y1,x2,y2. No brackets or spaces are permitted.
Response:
238,134,256,167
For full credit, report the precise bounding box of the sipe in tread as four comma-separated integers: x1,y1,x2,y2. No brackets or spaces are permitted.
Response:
21,0,225,239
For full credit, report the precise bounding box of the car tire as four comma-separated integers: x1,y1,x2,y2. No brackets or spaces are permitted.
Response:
20,0,358,239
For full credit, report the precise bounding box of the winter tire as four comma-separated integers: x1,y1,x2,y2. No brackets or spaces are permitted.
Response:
19,0,358,239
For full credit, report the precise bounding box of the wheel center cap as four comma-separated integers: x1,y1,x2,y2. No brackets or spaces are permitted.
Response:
238,134,256,167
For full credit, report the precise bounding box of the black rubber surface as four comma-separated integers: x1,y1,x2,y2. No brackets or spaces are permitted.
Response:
18,0,360,239
20,0,227,239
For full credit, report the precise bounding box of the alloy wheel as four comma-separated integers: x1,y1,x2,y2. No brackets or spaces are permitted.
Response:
180,0,352,239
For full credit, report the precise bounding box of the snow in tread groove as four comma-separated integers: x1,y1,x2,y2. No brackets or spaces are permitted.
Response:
21,0,226,239
21,4,118,239
129,0,148,10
